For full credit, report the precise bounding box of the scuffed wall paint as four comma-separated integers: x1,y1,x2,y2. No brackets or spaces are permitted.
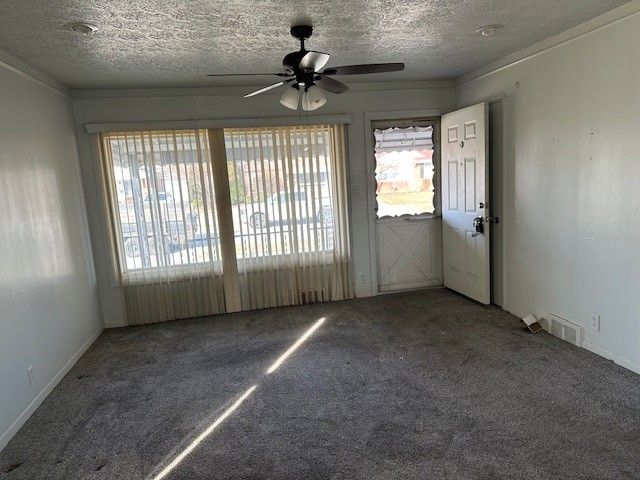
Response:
0,65,103,448
456,11,640,372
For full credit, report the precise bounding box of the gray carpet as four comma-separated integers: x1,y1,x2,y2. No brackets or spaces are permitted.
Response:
1,289,639,480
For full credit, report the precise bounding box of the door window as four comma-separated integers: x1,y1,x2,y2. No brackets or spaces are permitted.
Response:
374,125,435,217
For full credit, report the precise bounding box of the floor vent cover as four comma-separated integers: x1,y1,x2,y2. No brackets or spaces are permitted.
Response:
542,314,583,347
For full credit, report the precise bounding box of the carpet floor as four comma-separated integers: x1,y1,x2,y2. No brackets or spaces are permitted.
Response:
1,289,639,480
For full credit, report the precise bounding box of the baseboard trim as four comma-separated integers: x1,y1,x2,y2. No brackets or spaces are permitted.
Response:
0,327,103,452
501,304,640,376
582,341,640,376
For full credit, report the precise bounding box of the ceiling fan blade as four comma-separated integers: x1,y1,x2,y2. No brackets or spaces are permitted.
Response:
208,72,293,77
322,62,405,76
244,79,294,98
300,51,330,72
316,76,349,94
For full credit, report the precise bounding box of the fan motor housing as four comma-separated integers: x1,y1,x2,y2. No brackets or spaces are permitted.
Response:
284,25,314,73
283,50,306,71
283,25,317,89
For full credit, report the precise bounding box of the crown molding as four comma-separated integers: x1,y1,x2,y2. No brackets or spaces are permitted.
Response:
70,80,455,99
457,0,640,87
0,48,69,96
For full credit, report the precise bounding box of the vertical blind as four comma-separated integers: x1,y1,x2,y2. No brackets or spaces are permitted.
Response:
225,125,351,310
100,130,225,323
100,125,352,325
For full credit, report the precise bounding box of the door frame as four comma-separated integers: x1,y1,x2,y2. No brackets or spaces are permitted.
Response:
488,99,504,306
364,109,443,296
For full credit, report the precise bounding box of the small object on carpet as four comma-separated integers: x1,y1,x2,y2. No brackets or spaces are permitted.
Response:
522,313,543,333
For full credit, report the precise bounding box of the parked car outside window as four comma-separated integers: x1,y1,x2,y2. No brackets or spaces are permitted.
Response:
239,191,333,230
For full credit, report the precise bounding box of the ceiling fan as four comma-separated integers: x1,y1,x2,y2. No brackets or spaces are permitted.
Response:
208,25,404,111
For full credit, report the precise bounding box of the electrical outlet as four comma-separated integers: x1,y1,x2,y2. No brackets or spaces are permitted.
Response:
26,364,36,385
591,313,600,332
358,272,366,284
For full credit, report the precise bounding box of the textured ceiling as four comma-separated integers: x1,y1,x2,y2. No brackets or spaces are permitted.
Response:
0,0,628,90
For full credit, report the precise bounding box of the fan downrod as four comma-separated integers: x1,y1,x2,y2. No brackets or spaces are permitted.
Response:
284,24,314,76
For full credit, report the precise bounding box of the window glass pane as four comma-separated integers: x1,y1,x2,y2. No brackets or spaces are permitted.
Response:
224,126,335,260
374,125,434,217
103,130,221,274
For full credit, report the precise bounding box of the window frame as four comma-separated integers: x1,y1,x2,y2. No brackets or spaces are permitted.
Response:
96,124,349,286
98,130,224,285
221,125,342,265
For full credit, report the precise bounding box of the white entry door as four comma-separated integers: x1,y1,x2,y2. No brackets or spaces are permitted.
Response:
441,103,490,304
372,119,442,293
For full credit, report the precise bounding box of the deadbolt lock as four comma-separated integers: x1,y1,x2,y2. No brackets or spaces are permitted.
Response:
473,216,484,234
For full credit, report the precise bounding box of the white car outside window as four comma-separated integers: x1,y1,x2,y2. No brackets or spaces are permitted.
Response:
239,191,333,229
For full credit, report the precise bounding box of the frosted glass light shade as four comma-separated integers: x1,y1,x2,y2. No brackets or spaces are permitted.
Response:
280,87,299,110
301,86,327,111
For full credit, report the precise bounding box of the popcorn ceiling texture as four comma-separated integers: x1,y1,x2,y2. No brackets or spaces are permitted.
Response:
0,0,628,89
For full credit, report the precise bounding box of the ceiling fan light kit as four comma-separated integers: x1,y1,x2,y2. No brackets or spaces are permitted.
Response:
280,86,300,110
301,85,327,111
208,24,405,111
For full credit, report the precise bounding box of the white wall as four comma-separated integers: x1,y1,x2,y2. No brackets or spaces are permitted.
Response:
72,82,455,327
0,61,103,449
456,5,640,373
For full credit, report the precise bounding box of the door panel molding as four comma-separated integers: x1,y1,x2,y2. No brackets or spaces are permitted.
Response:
376,218,442,291
441,103,490,304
